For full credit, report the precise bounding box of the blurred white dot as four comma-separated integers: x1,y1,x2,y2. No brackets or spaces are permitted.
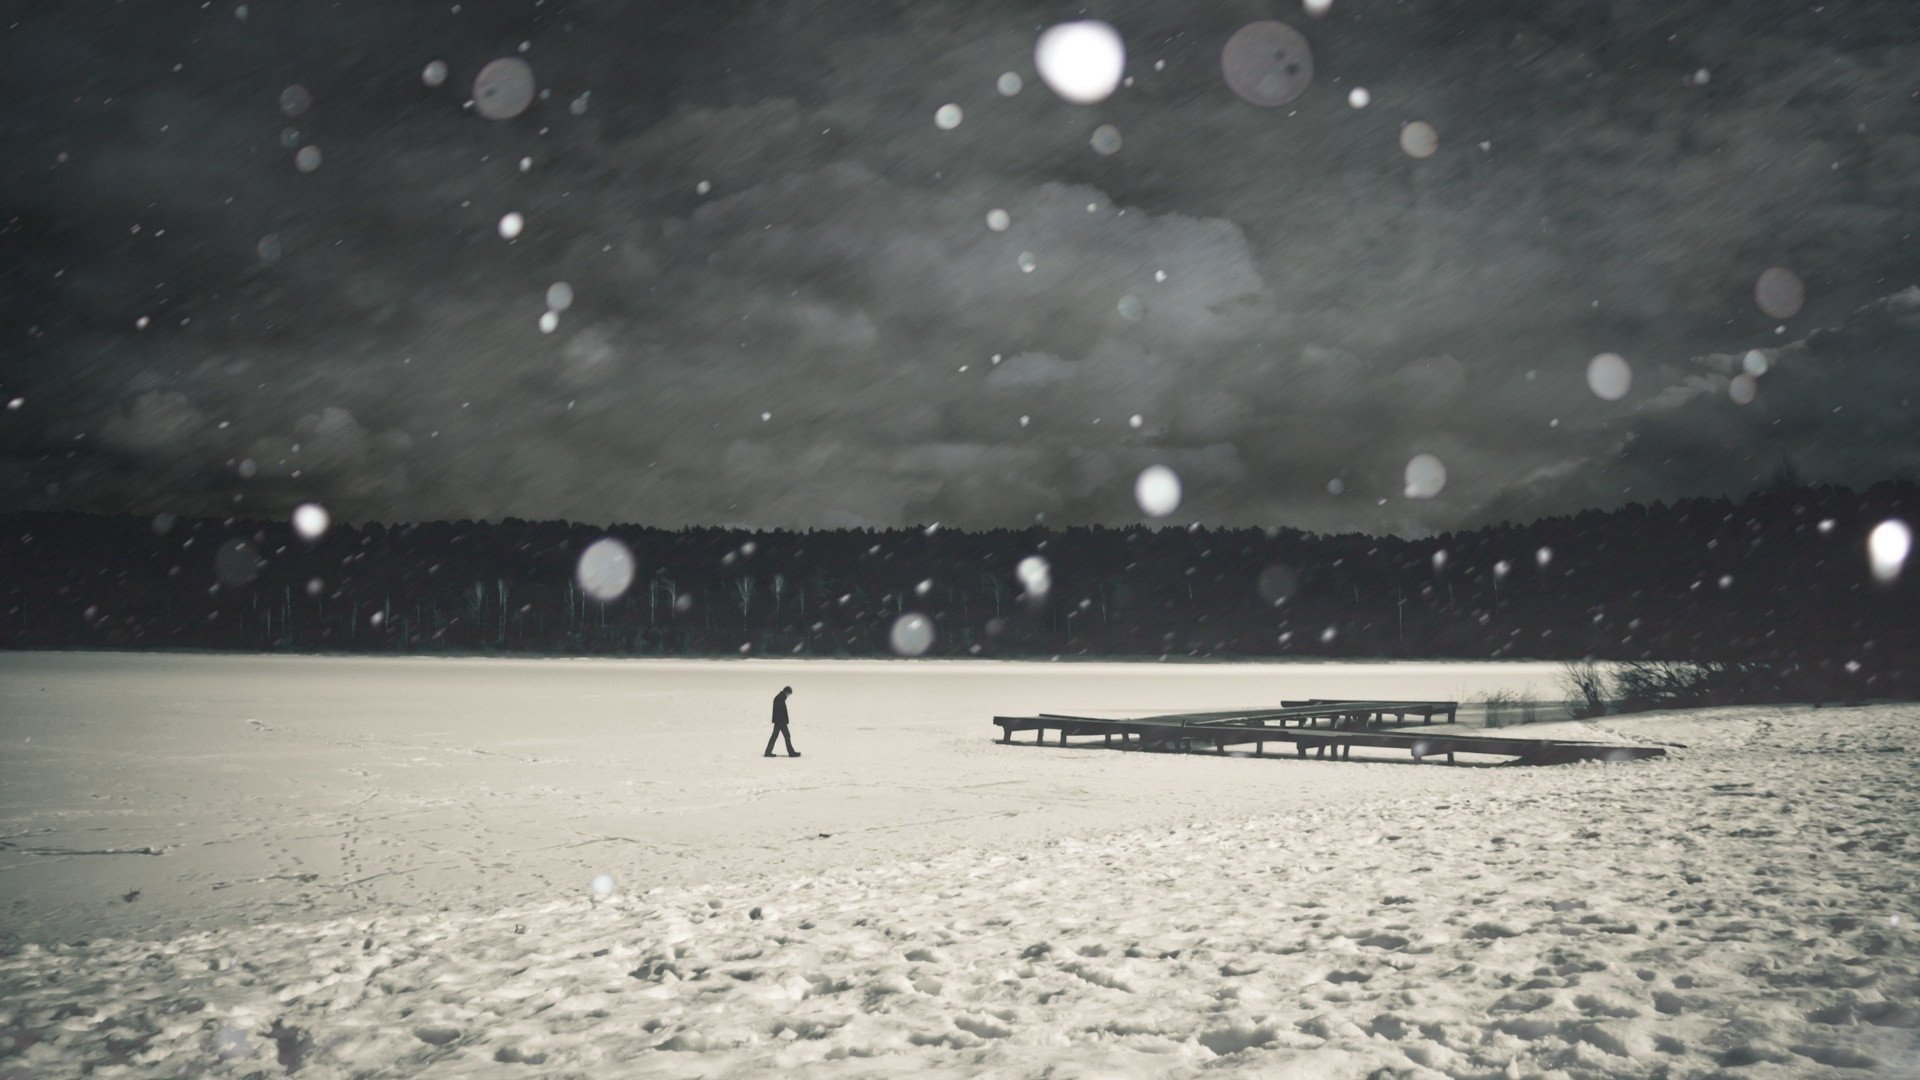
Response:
1493,559,1510,579
1135,464,1182,517
1034,20,1125,105
1586,352,1632,400
135,316,150,330
1742,349,1769,377
422,60,449,87
1718,574,1733,589
306,577,324,596
1535,546,1553,567
888,612,936,656
1116,294,1144,321
1754,267,1805,319
1222,22,1314,107
695,179,712,195
1432,549,1448,571
291,502,329,540
1690,67,1711,86
1327,478,1345,495
5,398,21,411
997,71,1024,96
1818,518,1836,534
986,208,1011,232
1128,414,1143,428
519,156,532,172
546,281,574,311
1404,454,1446,499
1869,519,1911,584
576,538,636,601
256,234,282,263
1400,121,1439,158
1153,269,1167,283
1303,0,1333,14
1019,414,1030,427
569,92,590,116
498,212,524,239
538,310,559,334
1728,373,1757,405
1090,124,1123,155
279,84,312,117
915,578,933,595
1017,251,1037,273
590,872,615,897
1320,626,1337,643
1348,86,1370,108
473,57,536,120
294,145,322,172
934,103,963,130
1017,555,1051,596
761,411,771,421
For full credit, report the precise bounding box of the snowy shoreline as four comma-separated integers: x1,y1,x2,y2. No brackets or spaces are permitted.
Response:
2,656,1916,1077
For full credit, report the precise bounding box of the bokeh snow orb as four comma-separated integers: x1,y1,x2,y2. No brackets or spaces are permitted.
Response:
291,503,329,540
997,71,1024,96
279,84,312,117
498,212,524,239
1728,373,1757,405
1868,519,1911,584
422,60,448,87
1754,267,1805,319
986,208,1011,232
293,145,322,172
888,612,936,656
1090,124,1123,155
1221,22,1314,108
1586,352,1632,400
473,57,536,120
1742,349,1769,377
546,281,574,311
1034,21,1125,105
1256,564,1299,603
1399,121,1439,158
1135,464,1182,517
1017,251,1037,273
1303,0,1333,15
934,103,963,130
1016,555,1051,597
1535,546,1553,567
1128,414,1144,429
538,310,559,334
576,538,636,601
215,538,260,588
590,872,615,897
1403,454,1447,499
1348,86,1370,108
256,234,283,264
1116,294,1144,321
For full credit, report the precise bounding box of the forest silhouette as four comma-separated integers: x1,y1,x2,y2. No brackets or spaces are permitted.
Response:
2,481,1914,698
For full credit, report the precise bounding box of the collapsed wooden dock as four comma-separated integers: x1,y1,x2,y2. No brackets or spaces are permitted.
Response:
991,700,1664,766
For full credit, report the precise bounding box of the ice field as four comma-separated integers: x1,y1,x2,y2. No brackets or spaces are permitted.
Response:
1,653,1916,1077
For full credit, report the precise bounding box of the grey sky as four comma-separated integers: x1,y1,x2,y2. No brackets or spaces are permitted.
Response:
3,0,1918,533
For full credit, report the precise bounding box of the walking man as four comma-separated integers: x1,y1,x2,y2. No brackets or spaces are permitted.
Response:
764,686,801,757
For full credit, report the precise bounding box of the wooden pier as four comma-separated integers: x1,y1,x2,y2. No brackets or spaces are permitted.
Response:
991,700,1663,766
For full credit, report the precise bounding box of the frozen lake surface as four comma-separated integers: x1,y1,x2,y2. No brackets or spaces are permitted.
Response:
1,652,1915,1078
0,652,1566,942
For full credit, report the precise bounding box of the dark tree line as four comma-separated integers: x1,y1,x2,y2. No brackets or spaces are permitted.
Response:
1,480,1915,696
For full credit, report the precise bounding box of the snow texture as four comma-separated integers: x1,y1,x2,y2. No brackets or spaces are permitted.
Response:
1,653,1916,1078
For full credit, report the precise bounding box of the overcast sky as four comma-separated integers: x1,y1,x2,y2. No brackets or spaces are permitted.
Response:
3,0,1918,534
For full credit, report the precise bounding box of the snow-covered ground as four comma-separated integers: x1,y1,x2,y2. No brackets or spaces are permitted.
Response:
2,653,1915,1078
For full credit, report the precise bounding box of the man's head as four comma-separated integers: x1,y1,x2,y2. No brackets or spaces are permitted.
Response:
780,686,792,696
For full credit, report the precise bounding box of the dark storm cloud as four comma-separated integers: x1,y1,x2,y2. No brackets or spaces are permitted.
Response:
3,0,1918,533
